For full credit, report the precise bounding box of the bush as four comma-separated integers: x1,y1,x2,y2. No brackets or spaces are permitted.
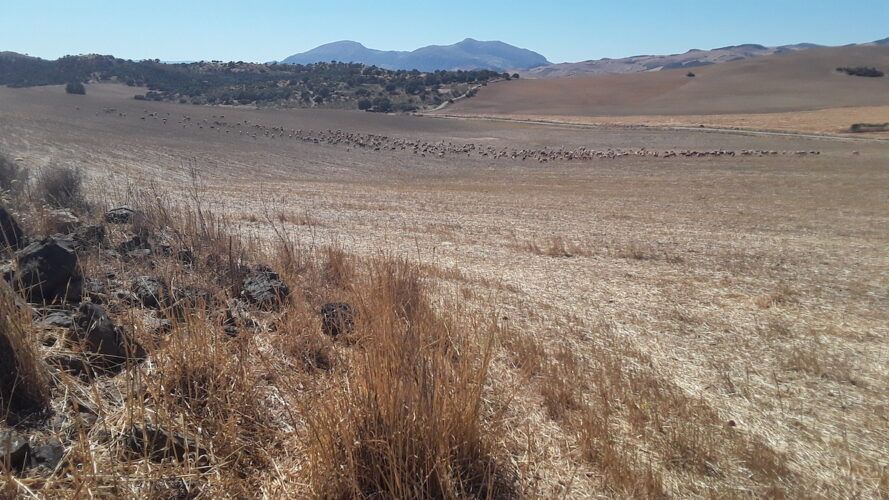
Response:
65,81,86,94
850,122,889,133
357,98,372,111
836,66,884,77
35,165,87,209
0,152,28,194
371,97,392,113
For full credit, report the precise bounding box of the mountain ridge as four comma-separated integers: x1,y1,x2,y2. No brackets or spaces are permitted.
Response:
521,38,887,78
281,39,550,72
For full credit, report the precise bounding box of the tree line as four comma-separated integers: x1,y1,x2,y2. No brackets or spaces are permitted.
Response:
0,53,514,110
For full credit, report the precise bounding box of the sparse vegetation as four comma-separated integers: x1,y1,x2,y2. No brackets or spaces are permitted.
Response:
64,81,85,94
836,66,884,77
0,153,27,195
850,122,889,132
34,165,87,210
0,54,507,111
0,159,515,496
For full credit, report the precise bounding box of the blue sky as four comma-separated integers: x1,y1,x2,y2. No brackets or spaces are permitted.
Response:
2,0,887,63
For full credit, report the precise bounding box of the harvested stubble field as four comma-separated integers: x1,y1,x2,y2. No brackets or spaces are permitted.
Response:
448,45,889,138
1,83,888,498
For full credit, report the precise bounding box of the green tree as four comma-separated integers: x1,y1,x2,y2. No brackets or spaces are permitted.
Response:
65,81,85,94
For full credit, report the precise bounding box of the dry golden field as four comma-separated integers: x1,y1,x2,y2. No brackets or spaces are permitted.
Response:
1,83,888,497
446,45,889,138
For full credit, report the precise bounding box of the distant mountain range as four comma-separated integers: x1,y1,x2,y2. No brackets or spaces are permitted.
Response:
522,38,889,78
280,39,550,72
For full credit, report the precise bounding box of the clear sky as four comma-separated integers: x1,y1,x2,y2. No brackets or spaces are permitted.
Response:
2,0,887,63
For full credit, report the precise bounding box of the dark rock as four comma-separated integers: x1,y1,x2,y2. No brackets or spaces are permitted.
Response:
32,441,64,470
320,302,355,337
72,303,145,370
0,430,30,472
241,266,289,309
14,235,81,303
37,310,74,329
127,425,208,465
104,207,137,224
117,234,151,254
132,276,169,309
0,205,25,250
72,224,106,249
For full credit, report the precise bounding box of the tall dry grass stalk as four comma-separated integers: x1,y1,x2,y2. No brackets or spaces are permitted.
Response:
0,281,50,423
301,257,513,498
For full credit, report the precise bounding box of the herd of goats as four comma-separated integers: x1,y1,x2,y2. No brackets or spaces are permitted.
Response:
102,107,823,162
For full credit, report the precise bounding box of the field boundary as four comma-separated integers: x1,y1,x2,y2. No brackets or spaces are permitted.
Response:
418,112,889,143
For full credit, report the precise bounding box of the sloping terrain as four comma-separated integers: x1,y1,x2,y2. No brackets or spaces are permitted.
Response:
449,45,889,116
0,84,887,497
522,43,818,78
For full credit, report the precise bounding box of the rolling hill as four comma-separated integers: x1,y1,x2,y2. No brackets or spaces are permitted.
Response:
280,39,550,72
521,38,889,79
446,45,889,117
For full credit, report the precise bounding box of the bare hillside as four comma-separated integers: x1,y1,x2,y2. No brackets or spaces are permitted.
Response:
449,45,889,116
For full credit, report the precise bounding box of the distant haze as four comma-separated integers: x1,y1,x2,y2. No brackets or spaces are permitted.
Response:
281,39,550,72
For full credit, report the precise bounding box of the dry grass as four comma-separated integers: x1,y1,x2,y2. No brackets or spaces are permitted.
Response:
2,83,888,497
33,164,89,211
0,283,51,424
0,152,28,196
518,237,593,258
302,259,513,498
1,172,514,498
516,236,683,263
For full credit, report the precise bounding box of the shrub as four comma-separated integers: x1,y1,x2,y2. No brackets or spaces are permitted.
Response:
35,165,87,210
836,66,884,77
850,122,889,133
65,81,86,94
0,152,28,194
357,98,372,110
371,97,392,113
